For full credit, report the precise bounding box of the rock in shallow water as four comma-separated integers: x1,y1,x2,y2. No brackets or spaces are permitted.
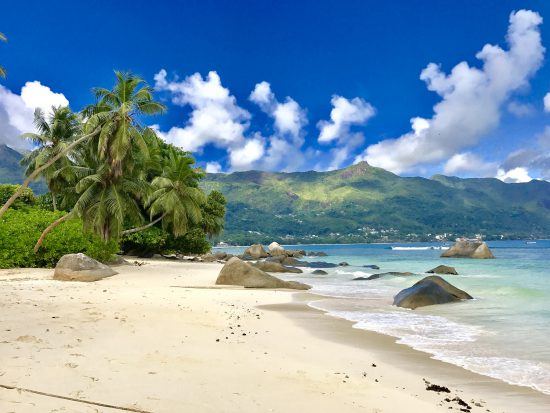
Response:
393,276,473,309
441,240,494,259
253,261,302,273
427,265,458,275
54,253,117,282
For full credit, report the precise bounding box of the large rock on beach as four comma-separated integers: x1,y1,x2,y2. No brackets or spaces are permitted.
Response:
244,244,269,259
393,276,473,309
253,261,303,273
427,265,458,275
53,253,117,282
216,257,310,290
441,240,495,259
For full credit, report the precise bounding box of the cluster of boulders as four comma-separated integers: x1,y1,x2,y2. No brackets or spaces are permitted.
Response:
215,257,311,290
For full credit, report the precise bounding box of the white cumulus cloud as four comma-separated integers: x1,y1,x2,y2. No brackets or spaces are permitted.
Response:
443,152,498,177
0,81,69,151
205,161,222,173
544,92,550,112
154,69,251,153
317,96,375,143
496,167,533,183
228,135,265,171
358,9,544,174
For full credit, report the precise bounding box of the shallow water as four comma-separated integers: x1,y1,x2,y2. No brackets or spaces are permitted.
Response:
218,240,550,395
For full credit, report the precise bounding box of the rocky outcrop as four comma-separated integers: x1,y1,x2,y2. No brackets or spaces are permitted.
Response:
53,253,117,282
306,251,328,257
427,265,458,275
311,269,328,275
253,261,302,273
244,244,269,259
307,261,338,268
363,264,380,270
339,262,349,266
268,241,286,256
441,240,495,259
216,257,310,290
353,271,413,281
393,276,473,309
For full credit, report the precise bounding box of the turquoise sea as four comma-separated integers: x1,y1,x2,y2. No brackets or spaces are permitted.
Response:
218,240,550,395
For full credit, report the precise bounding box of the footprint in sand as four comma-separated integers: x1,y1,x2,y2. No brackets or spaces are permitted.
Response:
65,362,78,368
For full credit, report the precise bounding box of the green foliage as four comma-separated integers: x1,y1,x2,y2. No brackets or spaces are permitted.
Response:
121,227,167,256
166,228,211,255
201,190,226,238
0,184,36,208
0,207,118,268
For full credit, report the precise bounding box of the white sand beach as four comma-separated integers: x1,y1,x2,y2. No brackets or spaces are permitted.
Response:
1,259,548,412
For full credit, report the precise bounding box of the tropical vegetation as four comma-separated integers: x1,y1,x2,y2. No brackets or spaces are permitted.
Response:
0,72,226,268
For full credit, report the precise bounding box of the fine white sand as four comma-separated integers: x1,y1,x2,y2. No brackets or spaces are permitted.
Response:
0,259,548,412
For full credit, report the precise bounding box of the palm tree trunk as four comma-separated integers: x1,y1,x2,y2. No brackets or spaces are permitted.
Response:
121,214,166,236
34,212,73,253
0,129,99,219
52,192,57,211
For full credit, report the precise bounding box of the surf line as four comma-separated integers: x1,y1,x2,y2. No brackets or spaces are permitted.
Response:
0,384,153,412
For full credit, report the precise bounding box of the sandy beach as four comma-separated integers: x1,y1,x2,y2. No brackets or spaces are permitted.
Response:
1,259,548,413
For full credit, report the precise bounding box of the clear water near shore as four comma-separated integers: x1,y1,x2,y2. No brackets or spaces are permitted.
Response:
218,240,550,395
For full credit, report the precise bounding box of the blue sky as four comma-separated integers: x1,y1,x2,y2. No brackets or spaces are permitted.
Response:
1,0,549,181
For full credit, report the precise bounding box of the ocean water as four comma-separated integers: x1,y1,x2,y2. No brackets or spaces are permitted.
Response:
218,241,550,395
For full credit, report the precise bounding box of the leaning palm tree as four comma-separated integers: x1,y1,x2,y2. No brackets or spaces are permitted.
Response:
0,32,7,78
123,149,205,236
0,71,165,219
21,106,81,210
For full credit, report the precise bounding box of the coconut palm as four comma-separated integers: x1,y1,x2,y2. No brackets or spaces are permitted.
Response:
0,32,7,78
21,106,82,210
123,149,205,237
0,71,165,219
83,71,166,179
70,140,152,241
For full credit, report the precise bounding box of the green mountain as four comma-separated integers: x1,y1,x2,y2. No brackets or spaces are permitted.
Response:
0,144,47,193
201,162,550,244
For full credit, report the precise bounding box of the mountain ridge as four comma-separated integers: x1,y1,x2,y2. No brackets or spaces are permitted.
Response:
202,162,550,244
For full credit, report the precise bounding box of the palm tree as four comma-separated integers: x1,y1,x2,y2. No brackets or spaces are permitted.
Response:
21,106,81,210
123,149,205,237
0,32,7,78
0,71,165,219
83,71,166,179
201,190,226,238
71,142,151,241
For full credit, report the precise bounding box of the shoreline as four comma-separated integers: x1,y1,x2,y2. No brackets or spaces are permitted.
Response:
1,259,548,412
267,291,550,412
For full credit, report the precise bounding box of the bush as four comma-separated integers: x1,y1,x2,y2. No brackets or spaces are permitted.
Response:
166,228,211,255
121,227,168,257
0,208,119,268
0,184,36,209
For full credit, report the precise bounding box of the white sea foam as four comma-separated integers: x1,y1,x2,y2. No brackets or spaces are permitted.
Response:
308,303,550,395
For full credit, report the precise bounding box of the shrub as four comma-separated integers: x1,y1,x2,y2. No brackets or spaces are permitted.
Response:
0,184,36,209
121,227,168,257
0,208,119,268
166,228,211,255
